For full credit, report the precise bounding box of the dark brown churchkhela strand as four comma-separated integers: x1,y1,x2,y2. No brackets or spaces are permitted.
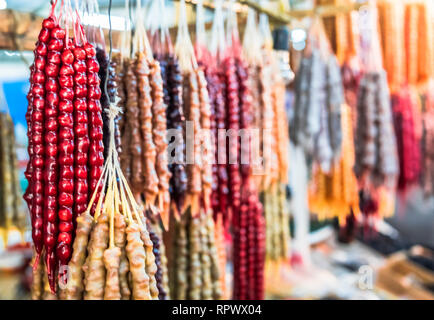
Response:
96,48,117,160
148,221,166,300
85,43,104,216
167,56,188,216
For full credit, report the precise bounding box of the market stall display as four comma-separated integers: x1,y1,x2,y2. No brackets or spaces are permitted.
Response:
0,0,431,302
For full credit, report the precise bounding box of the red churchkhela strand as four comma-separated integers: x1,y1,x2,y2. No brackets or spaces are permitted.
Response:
30,16,56,271
72,45,90,231
55,39,77,269
24,64,35,223
44,22,66,291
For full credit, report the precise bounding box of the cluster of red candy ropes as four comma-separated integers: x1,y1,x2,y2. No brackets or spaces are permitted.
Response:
24,2,104,292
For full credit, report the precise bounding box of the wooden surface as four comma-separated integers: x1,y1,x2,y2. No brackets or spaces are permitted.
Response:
0,9,213,52
0,1,367,52
0,10,42,52
0,9,125,52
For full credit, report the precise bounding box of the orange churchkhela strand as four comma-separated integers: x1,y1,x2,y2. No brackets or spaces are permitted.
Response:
403,0,434,88
308,104,360,224
377,0,406,93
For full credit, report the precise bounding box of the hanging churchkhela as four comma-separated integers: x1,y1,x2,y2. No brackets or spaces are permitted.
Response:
291,18,343,174
291,19,354,224
26,0,297,301
172,0,210,220
165,0,222,300
377,0,405,94
391,87,421,193
194,1,230,230
117,0,171,229
24,1,104,293
376,0,422,195
147,0,188,220
214,4,266,300
261,10,290,264
169,210,221,300
353,5,398,223
193,0,229,297
402,1,433,196
55,104,162,300
308,103,360,223
81,0,118,160
296,15,359,224
30,37,166,297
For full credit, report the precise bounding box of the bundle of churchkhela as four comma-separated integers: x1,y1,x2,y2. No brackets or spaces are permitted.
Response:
147,0,188,220
304,11,360,223
194,1,229,229
192,0,230,297
116,0,171,229
308,104,360,223
401,1,434,197
32,76,168,300
291,18,343,174
161,0,222,300
217,4,266,300
375,1,422,195
391,87,421,193
168,210,221,300
401,1,434,88
0,111,27,245
242,8,289,269
291,19,354,224
354,5,398,222
377,0,433,90
377,0,405,94
173,0,209,219
24,1,104,292
321,0,362,127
